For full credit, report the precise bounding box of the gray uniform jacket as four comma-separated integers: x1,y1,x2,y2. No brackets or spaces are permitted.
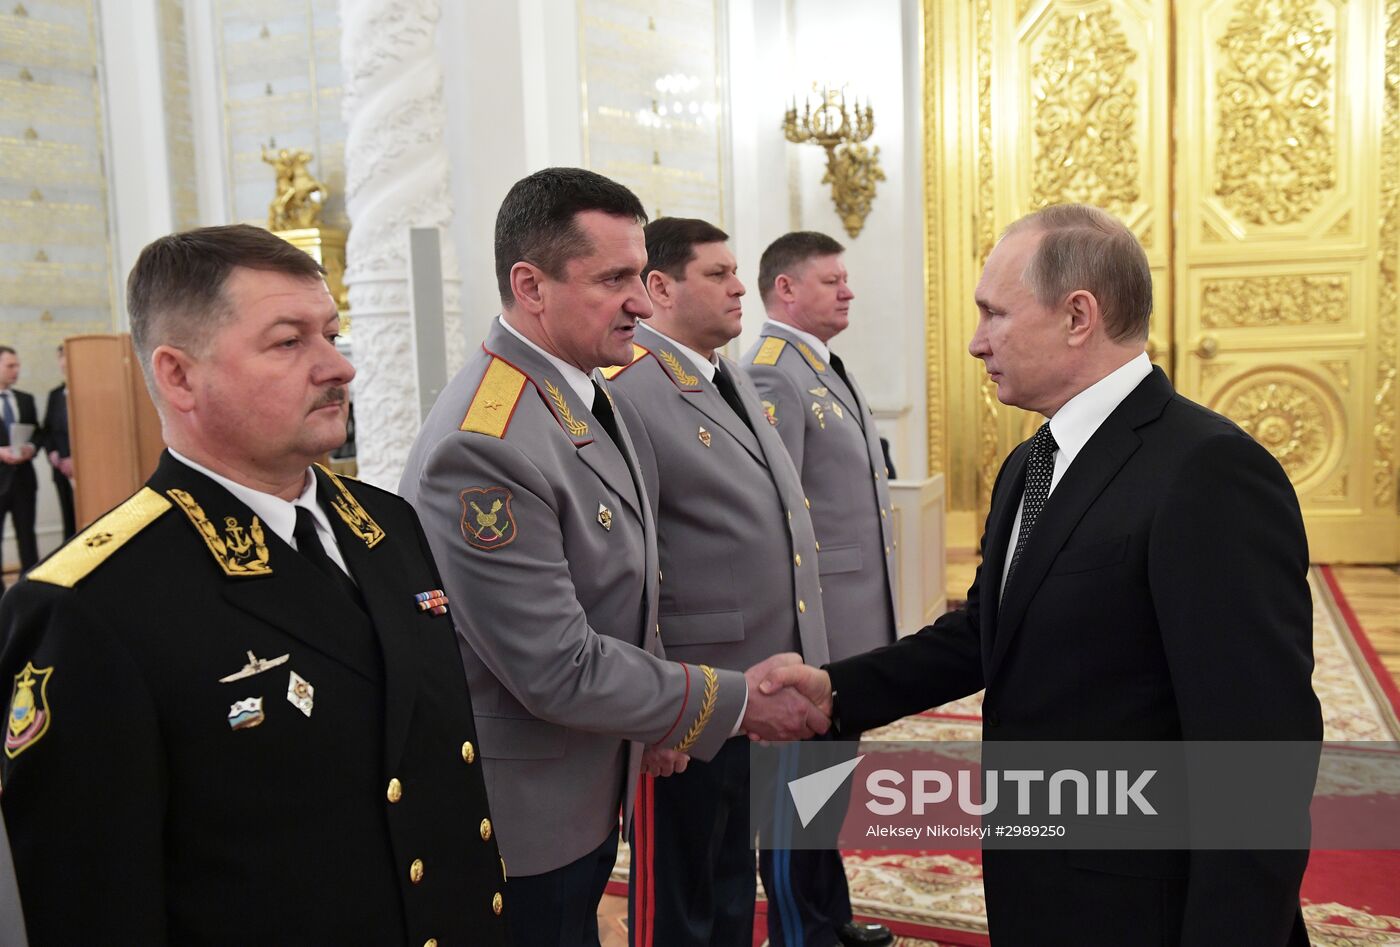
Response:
606,323,829,673
399,318,745,878
743,323,898,661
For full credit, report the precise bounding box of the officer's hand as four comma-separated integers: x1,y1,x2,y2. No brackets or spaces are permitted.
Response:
642,744,690,777
759,663,833,721
741,653,831,741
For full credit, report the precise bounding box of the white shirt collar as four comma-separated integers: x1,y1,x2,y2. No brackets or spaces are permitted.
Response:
499,313,598,408
167,448,337,557
1047,352,1154,469
645,325,718,382
763,319,830,362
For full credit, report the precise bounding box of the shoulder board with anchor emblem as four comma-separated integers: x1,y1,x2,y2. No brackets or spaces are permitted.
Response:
462,356,529,438
751,337,787,366
600,343,647,380
27,487,172,589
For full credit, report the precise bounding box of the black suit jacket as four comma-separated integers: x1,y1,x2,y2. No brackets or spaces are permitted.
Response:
41,384,67,474
829,367,1321,946
0,389,38,496
0,452,509,945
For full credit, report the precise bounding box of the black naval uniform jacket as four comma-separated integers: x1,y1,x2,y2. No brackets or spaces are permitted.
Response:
0,451,509,946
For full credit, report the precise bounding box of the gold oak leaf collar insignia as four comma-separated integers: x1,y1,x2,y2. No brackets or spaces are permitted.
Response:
318,465,386,548
167,489,273,577
544,380,590,438
658,349,699,388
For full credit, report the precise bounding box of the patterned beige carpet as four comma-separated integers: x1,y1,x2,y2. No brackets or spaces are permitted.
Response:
609,569,1400,946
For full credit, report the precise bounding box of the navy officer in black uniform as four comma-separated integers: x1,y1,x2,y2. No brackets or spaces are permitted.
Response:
0,224,509,946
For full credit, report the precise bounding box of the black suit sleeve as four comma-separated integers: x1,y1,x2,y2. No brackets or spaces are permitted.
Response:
1150,431,1320,944
823,451,1019,734
0,585,169,944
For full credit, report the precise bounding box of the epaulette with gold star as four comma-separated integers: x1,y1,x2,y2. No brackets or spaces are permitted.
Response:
27,488,172,589
461,356,528,438
600,343,647,380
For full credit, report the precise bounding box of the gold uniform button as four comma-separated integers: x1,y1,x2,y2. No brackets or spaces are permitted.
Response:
501,857,508,881
386,778,402,803
815,540,821,551
424,940,438,947
885,546,891,555
480,818,493,841
794,553,802,567
798,600,806,613
409,858,424,884
880,508,887,519
804,497,811,509
492,891,504,916
462,741,476,764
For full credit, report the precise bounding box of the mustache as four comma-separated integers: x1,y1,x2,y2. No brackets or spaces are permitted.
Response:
313,388,348,409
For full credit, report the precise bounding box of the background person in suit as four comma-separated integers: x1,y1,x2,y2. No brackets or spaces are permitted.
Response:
399,169,826,947
41,345,74,540
763,204,1321,946
0,347,39,577
608,217,888,947
0,225,510,945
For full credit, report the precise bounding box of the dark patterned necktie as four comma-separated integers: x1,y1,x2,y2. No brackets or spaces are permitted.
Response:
712,363,755,435
1005,422,1058,589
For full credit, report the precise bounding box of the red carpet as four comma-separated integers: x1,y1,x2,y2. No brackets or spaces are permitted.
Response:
608,568,1400,945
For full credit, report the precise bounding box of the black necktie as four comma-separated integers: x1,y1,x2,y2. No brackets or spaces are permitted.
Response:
712,363,755,435
294,505,366,611
1005,422,1058,589
828,351,852,390
590,380,622,448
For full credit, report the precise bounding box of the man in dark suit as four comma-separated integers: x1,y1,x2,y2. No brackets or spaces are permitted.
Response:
1,225,510,944
0,346,39,577
41,344,74,540
764,204,1322,946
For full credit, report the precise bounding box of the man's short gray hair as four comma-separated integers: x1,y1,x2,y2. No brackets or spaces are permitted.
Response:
1004,204,1152,343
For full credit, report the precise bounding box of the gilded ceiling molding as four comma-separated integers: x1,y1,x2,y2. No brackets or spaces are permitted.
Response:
1214,0,1336,226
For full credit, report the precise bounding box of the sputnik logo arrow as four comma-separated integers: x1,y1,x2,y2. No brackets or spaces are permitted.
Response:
787,755,865,828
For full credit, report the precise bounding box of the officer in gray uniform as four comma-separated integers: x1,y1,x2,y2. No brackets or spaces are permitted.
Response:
604,217,829,945
744,231,899,661
398,169,828,947
743,231,899,947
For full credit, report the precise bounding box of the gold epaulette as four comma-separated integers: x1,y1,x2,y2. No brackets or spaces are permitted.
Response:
600,343,647,380
752,337,787,366
462,357,528,438
27,488,172,589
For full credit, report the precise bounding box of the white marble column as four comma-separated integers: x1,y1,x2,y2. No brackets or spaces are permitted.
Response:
340,0,466,489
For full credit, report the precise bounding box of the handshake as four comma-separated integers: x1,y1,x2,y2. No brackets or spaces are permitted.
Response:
642,652,835,777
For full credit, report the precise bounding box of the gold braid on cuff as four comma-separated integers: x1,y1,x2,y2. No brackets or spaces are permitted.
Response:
672,664,719,753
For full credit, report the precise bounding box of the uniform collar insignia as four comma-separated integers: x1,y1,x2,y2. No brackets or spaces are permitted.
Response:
167,488,273,577
317,464,386,548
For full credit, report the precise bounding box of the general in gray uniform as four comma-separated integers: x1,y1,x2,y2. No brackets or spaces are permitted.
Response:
744,231,899,662
398,169,827,947
604,217,829,946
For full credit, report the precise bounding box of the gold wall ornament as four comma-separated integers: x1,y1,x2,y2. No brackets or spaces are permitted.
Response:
262,146,326,230
783,86,885,239
1377,0,1400,508
1214,0,1337,226
1200,274,1348,327
1031,8,1141,215
1213,374,1340,485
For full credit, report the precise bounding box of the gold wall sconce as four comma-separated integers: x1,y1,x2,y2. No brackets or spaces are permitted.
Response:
783,85,885,239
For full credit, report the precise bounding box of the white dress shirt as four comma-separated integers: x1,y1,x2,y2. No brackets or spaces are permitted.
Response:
168,448,352,577
999,352,1153,595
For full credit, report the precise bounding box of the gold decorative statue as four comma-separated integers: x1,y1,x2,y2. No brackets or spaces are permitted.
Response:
261,146,327,230
784,86,885,239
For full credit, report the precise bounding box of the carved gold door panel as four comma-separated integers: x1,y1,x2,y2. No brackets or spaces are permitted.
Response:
923,0,1399,561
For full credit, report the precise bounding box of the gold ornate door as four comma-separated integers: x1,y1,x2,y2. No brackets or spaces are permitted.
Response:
923,0,1399,561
